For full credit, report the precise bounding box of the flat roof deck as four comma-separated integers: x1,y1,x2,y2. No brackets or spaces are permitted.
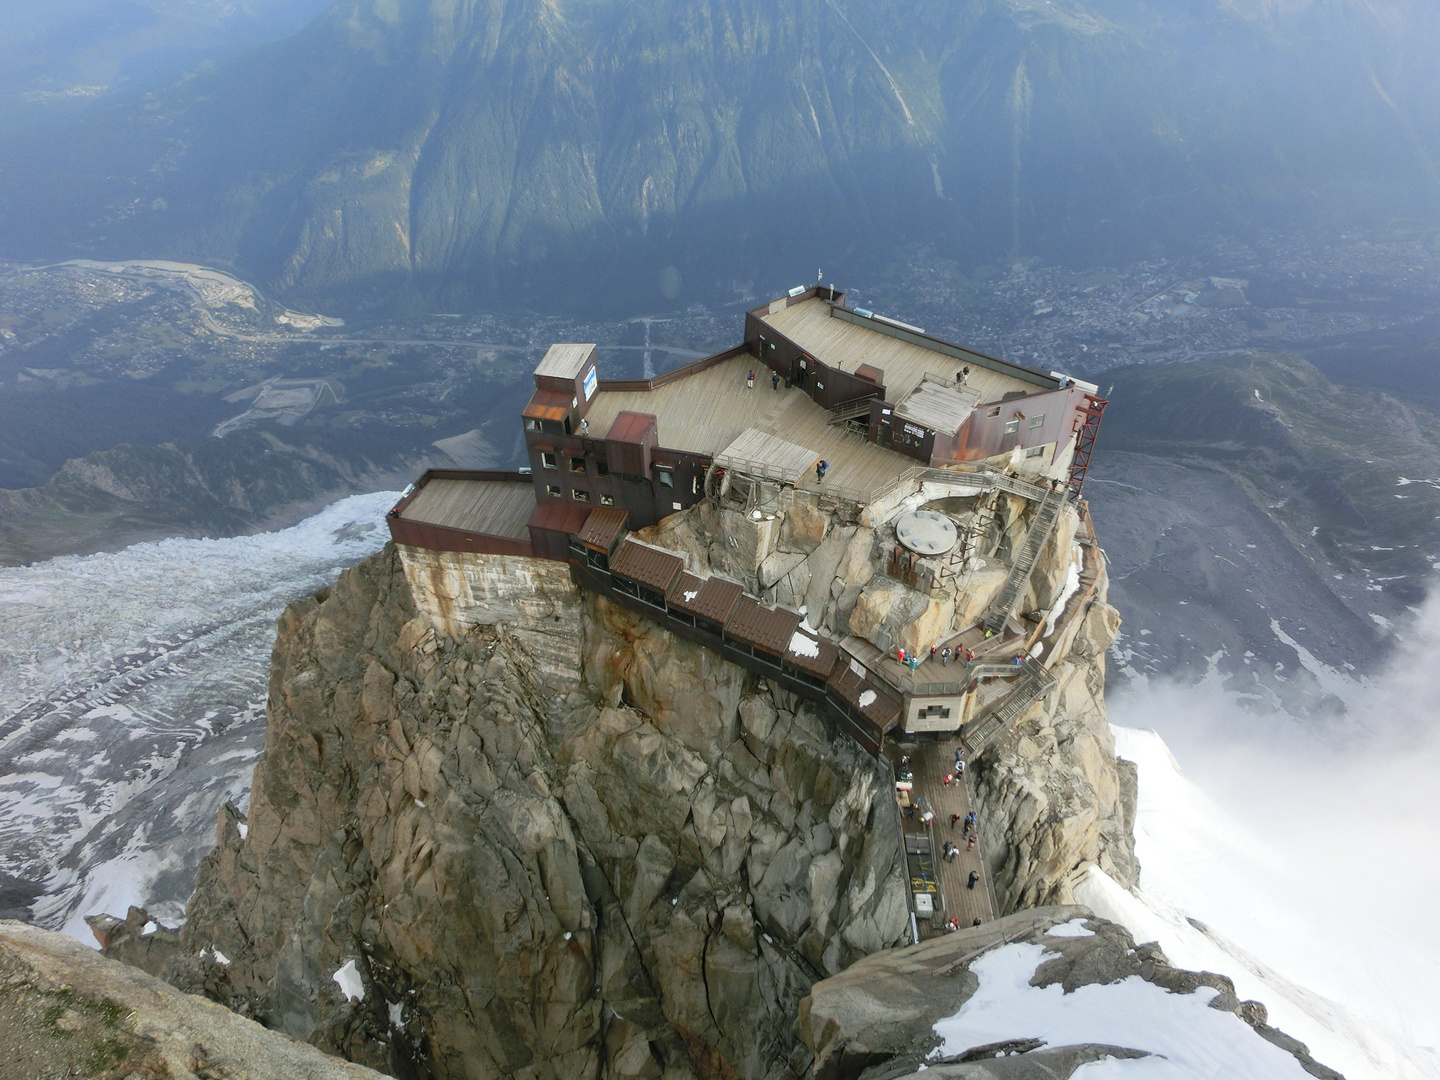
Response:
587,354,947,501
760,298,1039,405
399,478,535,540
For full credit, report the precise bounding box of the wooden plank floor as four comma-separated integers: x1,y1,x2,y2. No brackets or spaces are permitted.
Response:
401,479,535,539
900,737,997,935
762,298,1039,405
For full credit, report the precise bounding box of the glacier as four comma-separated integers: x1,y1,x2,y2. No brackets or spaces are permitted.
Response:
0,492,399,940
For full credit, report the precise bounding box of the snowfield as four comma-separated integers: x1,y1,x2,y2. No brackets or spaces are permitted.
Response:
1081,725,1440,1080
0,493,398,939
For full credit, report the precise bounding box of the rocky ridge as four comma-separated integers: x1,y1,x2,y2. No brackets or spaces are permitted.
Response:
0,918,386,1080
798,905,1342,1080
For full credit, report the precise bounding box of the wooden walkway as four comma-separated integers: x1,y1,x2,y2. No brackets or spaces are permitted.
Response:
893,737,997,937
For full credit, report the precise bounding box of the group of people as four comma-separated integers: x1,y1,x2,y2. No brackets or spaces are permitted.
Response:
898,643,978,668
943,916,983,932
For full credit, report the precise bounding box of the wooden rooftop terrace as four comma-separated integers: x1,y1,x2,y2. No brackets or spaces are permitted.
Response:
586,353,957,503
759,297,1042,405
397,477,535,540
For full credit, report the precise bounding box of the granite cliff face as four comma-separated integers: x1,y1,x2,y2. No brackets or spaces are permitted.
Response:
177,544,909,1079
641,491,1138,916
171,474,1137,1078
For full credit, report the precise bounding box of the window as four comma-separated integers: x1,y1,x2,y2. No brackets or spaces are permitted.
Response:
595,460,609,477
692,476,700,495
526,418,542,431
1025,446,1046,458
987,406,1002,418
1003,419,1020,434
1028,413,1046,429
546,484,561,498
572,488,590,502
541,452,557,470
657,469,674,489
600,494,615,506
569,457,586,473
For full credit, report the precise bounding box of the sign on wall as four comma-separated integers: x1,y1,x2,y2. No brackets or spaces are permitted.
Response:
583,365,598,400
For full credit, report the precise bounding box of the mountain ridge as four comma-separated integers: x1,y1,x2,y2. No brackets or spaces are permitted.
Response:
4,0,1438,313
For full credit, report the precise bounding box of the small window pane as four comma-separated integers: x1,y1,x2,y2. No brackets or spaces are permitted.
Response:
572,488,590,502
569,457,586,473
546,484,561,497
658,470,674,488
600,494,615,506
1028,414,1045,429
541,452,557,469
1003,420,1020,434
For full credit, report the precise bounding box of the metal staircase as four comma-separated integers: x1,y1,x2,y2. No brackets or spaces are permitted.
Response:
963,659,1058,755
828,394,878,426
982,487,1065,633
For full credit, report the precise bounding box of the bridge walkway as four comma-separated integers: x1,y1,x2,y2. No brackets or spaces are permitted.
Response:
891,736,998,937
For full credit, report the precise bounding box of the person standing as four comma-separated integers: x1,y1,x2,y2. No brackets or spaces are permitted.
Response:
967,870,980,890
816,459,829,481
771,371,780,391
930,645,938,663
949,812,962,829
941,647,951,665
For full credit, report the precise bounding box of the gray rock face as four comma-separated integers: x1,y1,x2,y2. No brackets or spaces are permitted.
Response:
0,919,386,1080
970,573,1139,912
176,544,909,1080
797,907,1342,1080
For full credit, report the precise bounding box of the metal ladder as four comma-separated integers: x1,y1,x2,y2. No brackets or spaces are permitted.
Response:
982,488,1064,634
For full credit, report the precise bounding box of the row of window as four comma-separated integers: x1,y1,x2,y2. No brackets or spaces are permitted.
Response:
1001,412,1047,434
545,484,615,505
540,451,611,477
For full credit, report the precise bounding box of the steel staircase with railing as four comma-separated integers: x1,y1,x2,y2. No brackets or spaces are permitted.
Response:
982,487,1065,633
963,659,1058,755
828,394,878,426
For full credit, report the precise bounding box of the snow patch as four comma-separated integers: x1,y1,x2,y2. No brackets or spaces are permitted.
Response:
930,940,1312,1077
333,959,364,1002
212,948,230,966
1043,547,1083,638
858,690,876,708
1045,918,1094,938
388,1001,404,1028
236,822,248,840
788,629,820,658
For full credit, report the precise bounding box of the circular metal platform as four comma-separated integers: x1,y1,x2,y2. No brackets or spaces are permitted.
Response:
894,510,958,556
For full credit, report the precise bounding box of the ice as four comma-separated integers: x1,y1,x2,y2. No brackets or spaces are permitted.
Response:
388,1001,404,1027
858,690,876,707
930,940,1312,1077
0,492,398,941
212,948,230,966
333,959,364,1002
